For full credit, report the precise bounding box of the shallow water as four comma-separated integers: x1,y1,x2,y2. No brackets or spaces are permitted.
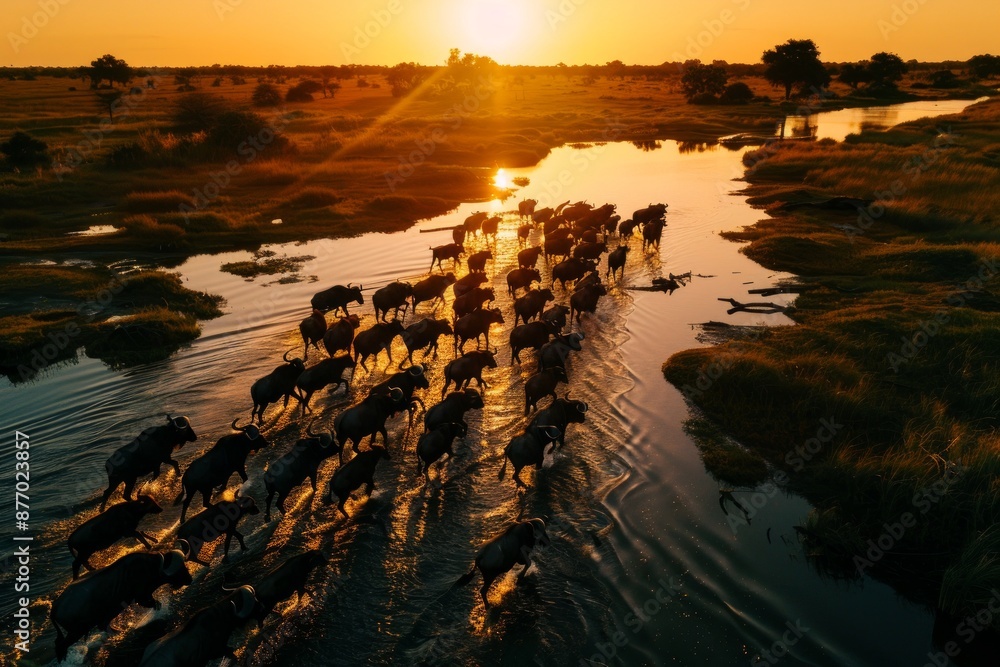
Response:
0,100,983,666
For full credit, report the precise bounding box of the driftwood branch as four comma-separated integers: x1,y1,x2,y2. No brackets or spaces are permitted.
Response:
718,298,788,315
748,284,816,297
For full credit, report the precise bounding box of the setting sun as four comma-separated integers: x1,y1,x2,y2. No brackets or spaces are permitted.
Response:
456,0,534,62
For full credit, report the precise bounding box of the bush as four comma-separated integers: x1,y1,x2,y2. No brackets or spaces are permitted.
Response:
286,80,323,102
720,82,754,104
689,92,719,105
252,83,282,107
681,63,728,101
106,142,149,169
1,131,50,168
173,92,231,133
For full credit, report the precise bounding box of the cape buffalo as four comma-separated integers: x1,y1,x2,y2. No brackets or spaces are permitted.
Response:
539,332,585,372
642,218,665,251
517,224,533,244
424,387,485,433
176,419,269,521
353,320,405,371
311,283,363,317
411,273,456,312
226,550,328,623
453,286,495,319
101,415,197,510
176,495,260,565
298,309,327,359
618,218,640,237
570,282,608,323
513,287,555,326
334,388,405,457
524,366,569,415
264,421,339,521
373,281,413,322
442,349,498,396
633,203,667,224
323,314,361,357
401,318,452,365
543,235,574,262
509,320,557,364
370,364,429,419
531,207,555,223
498,427,563,489
541,304,571,332
456,518,551,606
467,249,493,273
454,308,504,352
481,215,501,240
572,240,607,261
68,495,163,579
530,396,588,450
323,446,390,517
506,267,541,295
464,211,488,235
296,354,356,411
138,586,260,666
452,226,467,246
430,243,464,272
551,257,598,290
518,245,542,269
607,245,629,280
454,272,489,298
51,549,192,662
416,422,467,482
518,199,537,218
250,350,305,424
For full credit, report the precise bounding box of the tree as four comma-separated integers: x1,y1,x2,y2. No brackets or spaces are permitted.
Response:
252,83,282,107
866,52,907,89
95,90,124,121
680,62,728,102
929,70,960,89
387,62,426,97
87,54,133,88
839,62,870,90
605,60,626,80
762,39,830,100
286,80,324,102
173,92,231,133
1,131,50,168
968,54,1000,79
719,82,754,104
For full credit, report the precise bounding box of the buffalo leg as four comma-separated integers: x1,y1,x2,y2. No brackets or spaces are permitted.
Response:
265,490,275,521
121,478,137,502
512,466,527,489
337,495,349,518
133,531,155,548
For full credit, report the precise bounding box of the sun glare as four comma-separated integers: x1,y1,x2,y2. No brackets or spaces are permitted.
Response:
458,0,533,62
493,168,512,189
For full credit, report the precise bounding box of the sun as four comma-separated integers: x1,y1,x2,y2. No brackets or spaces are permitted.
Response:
457,0,534,62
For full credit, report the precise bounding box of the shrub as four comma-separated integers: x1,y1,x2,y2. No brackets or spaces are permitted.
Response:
688,92,719,105
1,131,50,168
252,83,282,107
173,92,232,133
720,82,754,104
286,80,323,102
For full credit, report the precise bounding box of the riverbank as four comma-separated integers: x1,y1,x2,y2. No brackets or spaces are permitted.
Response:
663,97,1000,625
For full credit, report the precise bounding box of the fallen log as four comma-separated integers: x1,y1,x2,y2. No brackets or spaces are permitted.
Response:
748,284,817,297
718,298,788,315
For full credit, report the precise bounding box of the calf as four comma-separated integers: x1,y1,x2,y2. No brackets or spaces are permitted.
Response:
324,446,391,517
322,314,361,357
430,243,464,271
402,317,452,364
101,415,197,510
139,586,260,666
498,428,562,489
424,388,485,433
353,320,405,371
51,549,192,662
467,249,493,273
411,273,456,312
263,422,340,521
296,354,356,412
373,281,413,322
176,419,269,521
513,287,554,326
250,351,305,424
298,309,327,359
68,496,163,579
455,519,551,606
176,496,260,565
416,422,467,482
607,245,629,280
524,366,569,415
442,350,498,396
506,267,541,295
454,307,504,352
570,282,608,323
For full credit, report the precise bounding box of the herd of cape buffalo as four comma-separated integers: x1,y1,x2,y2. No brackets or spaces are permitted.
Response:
47,199,669,665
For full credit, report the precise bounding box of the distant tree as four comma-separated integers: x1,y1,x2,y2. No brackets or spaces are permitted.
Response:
0,131,50,168
839,62,870,90
605,60,626,80
866,52,907,89
762,39,830,99
719,82,754,104
968,54,1000,79
681,62,728,101
173,92,231,133
387,62,426,97
286,79,324,102
174,67,199,91
87,54,133,89
929,70,961,89
95,90,124,121
252,82,282,107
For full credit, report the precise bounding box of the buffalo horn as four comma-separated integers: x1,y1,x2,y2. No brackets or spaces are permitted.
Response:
231,418,242,430
306,419,319,437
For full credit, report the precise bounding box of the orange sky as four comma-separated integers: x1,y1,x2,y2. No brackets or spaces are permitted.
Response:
4,0,997,67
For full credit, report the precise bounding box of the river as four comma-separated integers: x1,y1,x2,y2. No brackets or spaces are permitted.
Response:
0,97,984,667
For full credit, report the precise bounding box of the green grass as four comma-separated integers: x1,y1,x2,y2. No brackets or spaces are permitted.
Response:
663,97,1000,621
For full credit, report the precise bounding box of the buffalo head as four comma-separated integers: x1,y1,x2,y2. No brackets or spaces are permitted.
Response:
166,414,198,444
161,547,194,588
528,518,551,547
463,387,485,410
282,349,306,371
